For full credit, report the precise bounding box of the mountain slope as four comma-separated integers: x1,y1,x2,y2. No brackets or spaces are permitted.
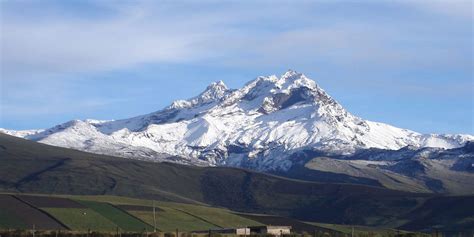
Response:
280,143,474,194
2,70,472,171
1,133,473,231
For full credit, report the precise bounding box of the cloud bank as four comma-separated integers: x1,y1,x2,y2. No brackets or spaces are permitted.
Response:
2,0,471,77
1,0,472,133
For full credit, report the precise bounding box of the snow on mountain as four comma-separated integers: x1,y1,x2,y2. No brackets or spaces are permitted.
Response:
2,70,473,171
0,128,44,138
302,142,474,194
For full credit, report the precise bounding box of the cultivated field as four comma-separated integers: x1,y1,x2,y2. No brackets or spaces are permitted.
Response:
0,194,262,232
42,207,118,231
76,200,152,231
69,195,260,232
0,193,435,237
0,195,66,230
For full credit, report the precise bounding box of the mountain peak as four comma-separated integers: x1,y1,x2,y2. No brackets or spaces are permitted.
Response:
169,80,229,109
277,70,318,91
200,80,229,101
206,80,228,90
281,69,301,78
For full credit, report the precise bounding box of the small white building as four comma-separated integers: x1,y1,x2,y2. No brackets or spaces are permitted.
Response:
235,227,251,235
192,226,291,236
249,226,292,236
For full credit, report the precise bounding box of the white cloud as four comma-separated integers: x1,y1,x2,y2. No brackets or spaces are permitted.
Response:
2,1,471,80
0,1,472,132
2,10,214,76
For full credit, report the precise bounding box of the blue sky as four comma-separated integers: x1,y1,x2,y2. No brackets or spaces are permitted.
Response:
1,0,472,134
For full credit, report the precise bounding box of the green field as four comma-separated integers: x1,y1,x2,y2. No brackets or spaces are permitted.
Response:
42,208,118,231
164,203,261,228
0,193,434,236
0,209,27,229
0,194,264,232
128,207,218,232
69,195,262,230
76,200,153,232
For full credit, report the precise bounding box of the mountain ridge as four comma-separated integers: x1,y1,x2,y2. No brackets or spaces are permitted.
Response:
1,70,472,171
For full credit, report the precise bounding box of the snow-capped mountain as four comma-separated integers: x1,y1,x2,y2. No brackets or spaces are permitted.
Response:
2,70,472,171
